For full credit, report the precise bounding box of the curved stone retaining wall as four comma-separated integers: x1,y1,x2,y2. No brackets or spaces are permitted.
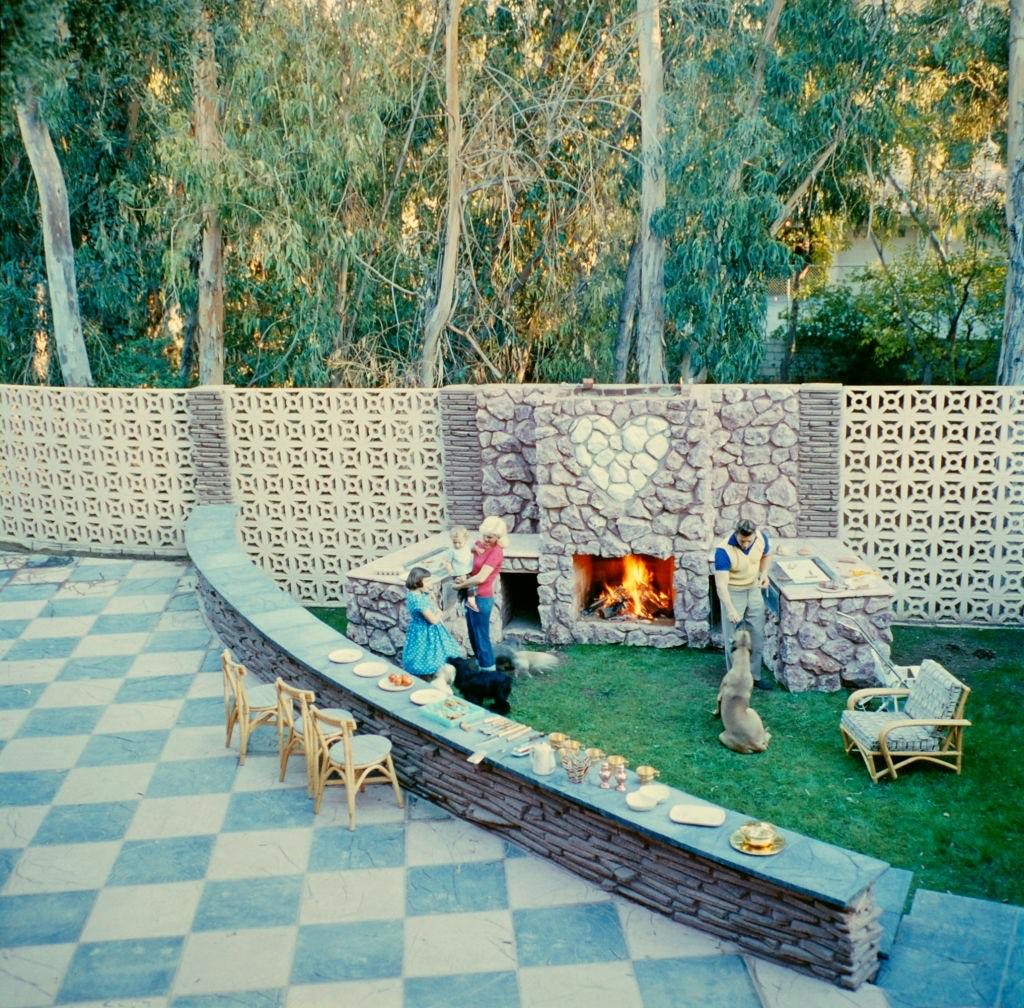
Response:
186,504,888,990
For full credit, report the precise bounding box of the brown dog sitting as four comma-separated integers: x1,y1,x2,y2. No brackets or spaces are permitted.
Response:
716,624,771,754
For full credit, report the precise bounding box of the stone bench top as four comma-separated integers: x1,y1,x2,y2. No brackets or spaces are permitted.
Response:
186,505,888,910
347,532,543,584
762,538,895,601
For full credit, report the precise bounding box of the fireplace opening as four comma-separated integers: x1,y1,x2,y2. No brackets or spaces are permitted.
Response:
499,572,541,634
574,554,674,623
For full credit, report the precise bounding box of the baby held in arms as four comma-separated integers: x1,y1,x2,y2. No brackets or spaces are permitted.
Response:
445,526,478,612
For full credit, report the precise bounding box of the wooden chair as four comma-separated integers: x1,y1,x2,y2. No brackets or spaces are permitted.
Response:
309,707,404,831
222,649,277,765
840,659,971,783
275,679,353,796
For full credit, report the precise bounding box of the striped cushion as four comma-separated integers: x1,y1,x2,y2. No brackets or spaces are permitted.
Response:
842,710,941,753
328,734,392,767
904,661,963,720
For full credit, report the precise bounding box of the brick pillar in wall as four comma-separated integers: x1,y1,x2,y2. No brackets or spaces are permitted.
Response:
186,385,235,504
797,384,842,537
438,385,484,528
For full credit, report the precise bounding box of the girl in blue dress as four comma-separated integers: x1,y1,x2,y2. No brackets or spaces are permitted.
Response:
402,566,463,678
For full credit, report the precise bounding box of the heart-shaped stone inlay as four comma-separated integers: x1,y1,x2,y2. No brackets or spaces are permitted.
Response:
569,414,670,501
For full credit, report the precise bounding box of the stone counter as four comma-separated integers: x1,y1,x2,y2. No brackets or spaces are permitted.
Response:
763,538,896,692
186,505,888,989
344,532,542,658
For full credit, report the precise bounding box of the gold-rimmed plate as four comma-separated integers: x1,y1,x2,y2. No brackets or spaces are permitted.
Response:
729,829,786,856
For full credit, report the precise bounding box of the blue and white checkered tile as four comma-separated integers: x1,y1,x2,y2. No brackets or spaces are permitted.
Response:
1,551,890,1008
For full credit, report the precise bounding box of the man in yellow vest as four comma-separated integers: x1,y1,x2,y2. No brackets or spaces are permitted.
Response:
714,518,773,690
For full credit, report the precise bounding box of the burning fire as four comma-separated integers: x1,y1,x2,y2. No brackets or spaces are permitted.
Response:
589,555,672,621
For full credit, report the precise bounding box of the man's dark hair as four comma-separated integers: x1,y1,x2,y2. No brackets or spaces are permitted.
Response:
406,566,430,590
735,518,757,536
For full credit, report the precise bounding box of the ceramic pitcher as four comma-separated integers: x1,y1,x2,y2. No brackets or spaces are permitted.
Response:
531,741,556,775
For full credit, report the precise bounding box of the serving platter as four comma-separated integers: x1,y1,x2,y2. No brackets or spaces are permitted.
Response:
353,661,388,678
328,647,362,664
669,803,727,827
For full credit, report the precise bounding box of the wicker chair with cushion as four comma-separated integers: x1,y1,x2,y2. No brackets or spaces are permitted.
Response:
309,707,404,831
222,649,278,765
840,659,971,783
275,679,353,795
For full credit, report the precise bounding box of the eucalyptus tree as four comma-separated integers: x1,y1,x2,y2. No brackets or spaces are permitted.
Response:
1,0,192,387
656,0,919,382
636,0,667,383
1000,0,1022,385
420,0,461,387
153,0,410,386
3,1,92,385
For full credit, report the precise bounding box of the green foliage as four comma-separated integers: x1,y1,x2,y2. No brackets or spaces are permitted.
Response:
0,0,1012,387
781,250,1004,384
0,0,193,386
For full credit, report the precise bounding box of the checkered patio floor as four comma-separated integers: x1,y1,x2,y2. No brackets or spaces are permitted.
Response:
0,551,886,1008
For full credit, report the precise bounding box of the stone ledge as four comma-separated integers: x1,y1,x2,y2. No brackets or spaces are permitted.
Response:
185,504,888,989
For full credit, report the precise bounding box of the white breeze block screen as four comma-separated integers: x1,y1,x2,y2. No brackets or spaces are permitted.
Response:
841,386,1024,626
0,385,195,554
227,388,447,604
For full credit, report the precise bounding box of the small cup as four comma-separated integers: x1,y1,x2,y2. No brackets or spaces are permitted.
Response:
739,821,778,849
636,765,659,785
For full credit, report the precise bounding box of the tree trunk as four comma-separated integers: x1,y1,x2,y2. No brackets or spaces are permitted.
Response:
614,237,642,382
420,0,462,387
15,95,93,387
636,0,666,383
999,0,1023,385
194,15,225,385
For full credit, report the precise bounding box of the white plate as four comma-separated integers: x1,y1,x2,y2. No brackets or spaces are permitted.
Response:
328,647,362,664
410,688,446,706
626,791,658,811
637,783,671,804
353,661,388,678
378,676,414,692
669,803,727,827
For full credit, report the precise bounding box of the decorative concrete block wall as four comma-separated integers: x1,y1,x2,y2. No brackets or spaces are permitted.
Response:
0,384,195,555
2,381,1021,627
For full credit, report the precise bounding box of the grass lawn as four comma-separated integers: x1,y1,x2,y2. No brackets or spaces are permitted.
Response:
309,606,1023,908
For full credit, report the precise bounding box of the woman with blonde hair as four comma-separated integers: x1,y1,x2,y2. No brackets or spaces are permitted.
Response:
454,515,508,673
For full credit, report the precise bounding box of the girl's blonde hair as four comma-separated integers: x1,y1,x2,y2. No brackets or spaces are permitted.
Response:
478,515,509,547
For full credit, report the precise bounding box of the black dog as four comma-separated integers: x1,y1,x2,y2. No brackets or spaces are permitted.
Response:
435,655,513,716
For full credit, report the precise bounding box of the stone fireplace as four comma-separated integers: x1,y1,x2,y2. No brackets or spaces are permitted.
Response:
347,381,896,690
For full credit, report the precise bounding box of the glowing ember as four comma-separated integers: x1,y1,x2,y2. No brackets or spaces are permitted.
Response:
586,554,673,621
